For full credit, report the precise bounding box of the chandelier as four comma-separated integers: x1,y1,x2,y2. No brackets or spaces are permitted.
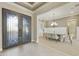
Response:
51,22,58,27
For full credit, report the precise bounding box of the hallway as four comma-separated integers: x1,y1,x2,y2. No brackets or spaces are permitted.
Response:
0,43,68,56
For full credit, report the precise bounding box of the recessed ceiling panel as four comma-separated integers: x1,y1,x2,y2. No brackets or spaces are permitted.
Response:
14,2,46,11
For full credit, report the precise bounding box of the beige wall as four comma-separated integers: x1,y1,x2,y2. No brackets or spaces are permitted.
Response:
31,13,37,42
0,2,33,51
0,7,2,51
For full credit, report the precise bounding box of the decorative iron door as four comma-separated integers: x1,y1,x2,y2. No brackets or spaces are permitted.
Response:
2,8,31,49
22,15,31,44
2,9,19,49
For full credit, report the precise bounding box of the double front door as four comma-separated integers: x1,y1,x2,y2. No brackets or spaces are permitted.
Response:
2,8,31,49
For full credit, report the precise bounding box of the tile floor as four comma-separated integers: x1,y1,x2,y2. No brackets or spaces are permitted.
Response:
39,37,79,56
0,43,68,56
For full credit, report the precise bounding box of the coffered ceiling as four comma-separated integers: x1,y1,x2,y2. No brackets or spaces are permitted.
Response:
15,2,46,11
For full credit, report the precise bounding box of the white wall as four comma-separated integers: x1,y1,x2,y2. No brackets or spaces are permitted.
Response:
0,2,33,51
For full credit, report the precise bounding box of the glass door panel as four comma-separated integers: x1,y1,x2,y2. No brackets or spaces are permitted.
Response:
6,13,18,47
22,16,31,43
